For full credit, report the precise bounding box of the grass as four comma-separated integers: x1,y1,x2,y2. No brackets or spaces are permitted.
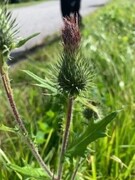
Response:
1,0,135,179
82,0,135,179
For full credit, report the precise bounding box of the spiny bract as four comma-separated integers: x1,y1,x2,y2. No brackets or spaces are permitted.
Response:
0,3,18,57
58,53,94,96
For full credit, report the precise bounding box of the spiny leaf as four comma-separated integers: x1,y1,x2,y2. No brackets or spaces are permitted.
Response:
0,148,22,180
23,70,57,94
8,164,49,178
66,111,118,158
16,33,40,47
0,124,17,133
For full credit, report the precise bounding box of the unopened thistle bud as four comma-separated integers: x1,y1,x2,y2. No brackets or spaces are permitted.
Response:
0,2,39,67
57,16,93,97
83,108,98,121
62,16,81,54
0,4,17,59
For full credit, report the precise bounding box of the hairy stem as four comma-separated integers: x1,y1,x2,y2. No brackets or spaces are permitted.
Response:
57,96,74,180
0,66,54,179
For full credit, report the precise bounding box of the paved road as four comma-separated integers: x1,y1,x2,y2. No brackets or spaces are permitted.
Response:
12,0,109,53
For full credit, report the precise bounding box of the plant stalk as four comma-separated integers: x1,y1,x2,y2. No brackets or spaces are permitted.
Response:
0,66,54,179
71,158,83,180
57,96,74,180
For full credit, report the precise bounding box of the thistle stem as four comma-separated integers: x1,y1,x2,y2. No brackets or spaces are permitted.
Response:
0,67,54,179
57,96,74,180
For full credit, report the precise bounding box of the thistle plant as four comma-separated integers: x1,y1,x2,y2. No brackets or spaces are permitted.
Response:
58,18,94,96
57,16,94,179
22,14,117,179
0,2,54,179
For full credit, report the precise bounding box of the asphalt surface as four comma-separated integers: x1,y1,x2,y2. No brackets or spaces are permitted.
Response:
11,0,109,53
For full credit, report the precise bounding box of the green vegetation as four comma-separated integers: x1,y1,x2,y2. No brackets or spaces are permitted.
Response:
0,0,135,179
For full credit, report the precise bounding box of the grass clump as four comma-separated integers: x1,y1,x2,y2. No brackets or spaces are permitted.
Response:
82,0,135,179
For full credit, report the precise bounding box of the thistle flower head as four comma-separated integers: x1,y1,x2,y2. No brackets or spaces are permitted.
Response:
56,16,94,97
0,2,18,57
62,16,81,54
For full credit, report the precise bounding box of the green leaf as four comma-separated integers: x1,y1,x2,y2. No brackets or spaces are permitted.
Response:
8,164,49,178
0,148,22,179
23,70,57,94
16,33,40,47
67,111,118,158
0,148,10,163
0,124,17,133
